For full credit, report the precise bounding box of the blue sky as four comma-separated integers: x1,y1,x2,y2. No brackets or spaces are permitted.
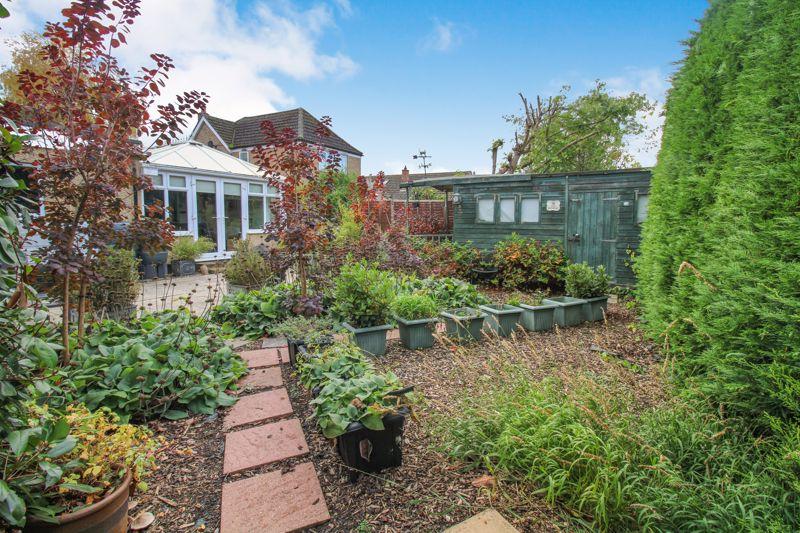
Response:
2,0,708,174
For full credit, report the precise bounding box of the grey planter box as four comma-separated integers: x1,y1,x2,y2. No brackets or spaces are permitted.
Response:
542,296,588,327
479,304,523,337
227,282,258,295
395,316,438,350
171,259,196,277
583,295,610,322
440,308,487,342
517,302,558,332
343,322,393,356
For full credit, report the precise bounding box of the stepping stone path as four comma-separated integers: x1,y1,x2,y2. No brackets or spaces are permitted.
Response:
221,341,330,532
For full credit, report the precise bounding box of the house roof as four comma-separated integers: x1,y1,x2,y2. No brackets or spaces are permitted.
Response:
145,141,262,178
197,108,363,156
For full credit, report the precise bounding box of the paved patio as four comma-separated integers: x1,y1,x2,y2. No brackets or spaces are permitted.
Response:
137,272,228,314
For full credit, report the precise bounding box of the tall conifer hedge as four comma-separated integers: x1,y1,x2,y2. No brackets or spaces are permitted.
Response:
637,0,800,427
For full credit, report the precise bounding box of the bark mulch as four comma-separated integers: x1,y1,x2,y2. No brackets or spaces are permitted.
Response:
142,303,663,532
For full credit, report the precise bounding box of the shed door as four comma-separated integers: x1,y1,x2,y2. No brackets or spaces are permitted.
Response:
566,191,618,279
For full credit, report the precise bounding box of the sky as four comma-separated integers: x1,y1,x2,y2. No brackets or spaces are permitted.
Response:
0,0,708,175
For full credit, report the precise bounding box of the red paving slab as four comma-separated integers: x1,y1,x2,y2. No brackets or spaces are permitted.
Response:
221,462,330,533
224,388,293,430
238,366,283,391
238,348,282,369
224,419,308,474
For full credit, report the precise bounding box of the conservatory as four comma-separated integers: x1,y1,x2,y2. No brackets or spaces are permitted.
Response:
140,141,278,261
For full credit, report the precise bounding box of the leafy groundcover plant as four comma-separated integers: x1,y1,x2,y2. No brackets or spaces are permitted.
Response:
444,372,800,531
492,234,566,290
331,261,396,328
298,342,412,438
506,290,548,307
391,293,438,321
64,310,247,421
563,262,610,298
210,286,287,339
0,403,157,528
401,276,488,310
268,315,336,346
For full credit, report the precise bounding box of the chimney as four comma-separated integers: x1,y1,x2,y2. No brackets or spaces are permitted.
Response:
401,166,411,183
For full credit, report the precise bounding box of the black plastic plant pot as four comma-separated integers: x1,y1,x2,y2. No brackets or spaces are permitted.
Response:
336,406,410,483
287,338,305,367
171,259,196,277
343,322,393,356
542,296,588,327
440,308,487,342
395,316,438,350
582,295,610,322
517,302,558,332
479,304,523,337
470,267,498,283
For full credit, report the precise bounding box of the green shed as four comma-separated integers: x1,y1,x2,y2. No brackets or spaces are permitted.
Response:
401,168,651,285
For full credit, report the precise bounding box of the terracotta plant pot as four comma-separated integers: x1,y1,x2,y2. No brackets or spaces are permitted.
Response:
24,470,132,533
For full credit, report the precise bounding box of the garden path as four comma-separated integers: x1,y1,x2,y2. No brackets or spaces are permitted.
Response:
220,342,331,532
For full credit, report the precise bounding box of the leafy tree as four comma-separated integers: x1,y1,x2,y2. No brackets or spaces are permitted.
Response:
636,0,800,427
0,1,208,360
0,33,50,104
497,81,654,174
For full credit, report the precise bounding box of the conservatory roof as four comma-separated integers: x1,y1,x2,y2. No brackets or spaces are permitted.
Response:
145,141,262,178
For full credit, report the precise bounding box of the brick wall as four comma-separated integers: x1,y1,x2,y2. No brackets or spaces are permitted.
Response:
194,122,229,152
378,199,453,234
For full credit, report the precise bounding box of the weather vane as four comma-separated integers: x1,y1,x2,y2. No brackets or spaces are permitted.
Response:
412,149,431,176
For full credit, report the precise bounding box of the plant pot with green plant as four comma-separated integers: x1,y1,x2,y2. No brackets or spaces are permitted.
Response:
470,252,498,283
331,261,396,356
479,301,523,337
169,236,214,277
3,404,157,532
90,248,140,321
563,262,611,322
269,315,336,366
508,291,558,332
391,293,439,349
224,239,275,293
440,307,487,341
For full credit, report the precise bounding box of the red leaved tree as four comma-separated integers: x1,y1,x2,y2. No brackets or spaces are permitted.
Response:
253,117,340,298
0,0,208,360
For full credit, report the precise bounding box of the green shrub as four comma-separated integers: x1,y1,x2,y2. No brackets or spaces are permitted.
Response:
414,239,481,279
391,293,439,321
402,276,488,309
564,263,610,298
64,310,247,422
90,248,140,318
224,239,274,288
210,287,285,339
170,236,214,261
492,234,565,290
445,374,800,531
331,261,396,327
635,0,800,427
268,315,336,346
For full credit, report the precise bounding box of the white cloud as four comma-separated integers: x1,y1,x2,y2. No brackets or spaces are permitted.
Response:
0,0,358,120
419,19,462,53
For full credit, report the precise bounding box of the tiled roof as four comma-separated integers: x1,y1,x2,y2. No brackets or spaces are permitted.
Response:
198,108,362,156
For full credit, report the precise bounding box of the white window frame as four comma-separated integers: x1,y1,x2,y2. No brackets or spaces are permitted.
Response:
143,173,192,236
246,182,279,234
476,194,496,224
498,194,517,224
635,190,649,225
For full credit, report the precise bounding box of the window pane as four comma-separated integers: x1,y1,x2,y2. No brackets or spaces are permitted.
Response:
169,175,186,188
196,184,218,252
477,197,494,222
197,180,216,193
499,198,515,222
168,190,189,231
224,182,241,196
265,198,272,223
249,183,264,195
143,189,164,217
151,175,163,187
636,194,649,223
521,198,540,223
238,151,249,162
340,154,347,171
248,196,264,230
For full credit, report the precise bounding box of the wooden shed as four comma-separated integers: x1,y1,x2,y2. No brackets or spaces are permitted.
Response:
401,168,651,285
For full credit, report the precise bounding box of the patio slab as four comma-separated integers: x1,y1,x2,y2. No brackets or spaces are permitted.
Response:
220,463,330,533
223,419,308,474
444,509,519,533
238,366,283,391
224,388,293,430
238,348,282,369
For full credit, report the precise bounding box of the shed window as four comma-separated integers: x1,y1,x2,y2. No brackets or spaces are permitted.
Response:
477,196,495,223
499,197,516,223
636,193,649,224
520,196,540,223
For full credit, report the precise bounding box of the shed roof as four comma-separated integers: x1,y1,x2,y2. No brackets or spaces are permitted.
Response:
400,168,652,191
145,141,262,178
